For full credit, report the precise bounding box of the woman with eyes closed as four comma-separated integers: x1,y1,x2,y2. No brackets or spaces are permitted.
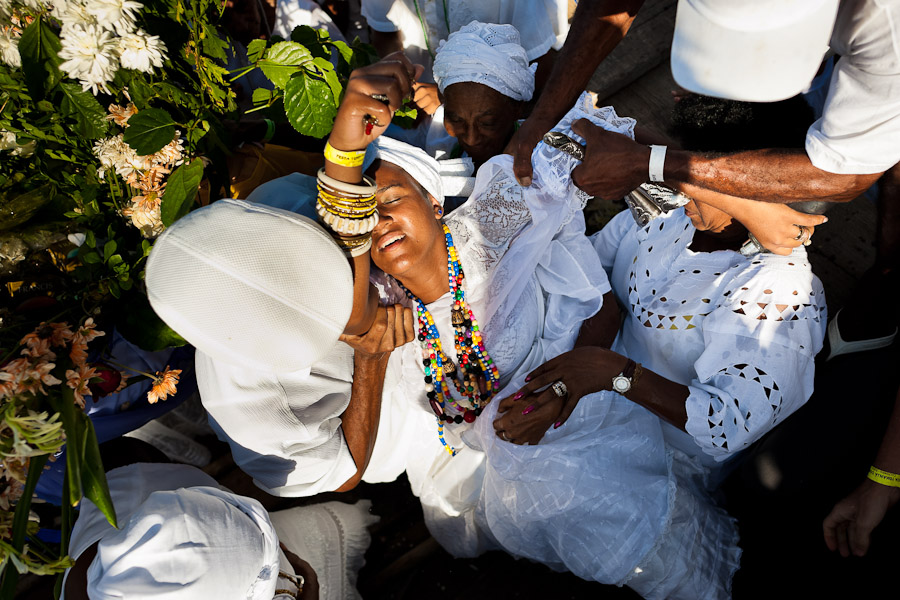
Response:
328,51,742,597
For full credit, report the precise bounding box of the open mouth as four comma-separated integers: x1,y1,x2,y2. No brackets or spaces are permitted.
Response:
377,232,406,251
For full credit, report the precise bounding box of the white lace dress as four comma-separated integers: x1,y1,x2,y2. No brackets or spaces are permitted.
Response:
377,95,740,598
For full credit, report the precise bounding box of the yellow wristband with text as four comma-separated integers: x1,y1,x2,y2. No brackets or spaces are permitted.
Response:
324,142,365,168
867,466,900,488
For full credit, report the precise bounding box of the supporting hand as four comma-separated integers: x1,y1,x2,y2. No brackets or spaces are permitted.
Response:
339,303,415,360
823,479,900,557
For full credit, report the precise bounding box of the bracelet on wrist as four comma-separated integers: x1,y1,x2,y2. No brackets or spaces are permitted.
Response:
330,231,372,257
324,142,366,168
318,169,376,197
867,466,900,488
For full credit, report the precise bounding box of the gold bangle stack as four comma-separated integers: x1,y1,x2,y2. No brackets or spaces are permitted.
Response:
316,168,377,255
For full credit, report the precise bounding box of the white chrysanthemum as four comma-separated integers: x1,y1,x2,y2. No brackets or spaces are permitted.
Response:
85,0,142,36
117,28,166,73
0,28,21,68
153,130,183,167
1,130,17,150
123,194,164,238
59,24,119,94
55,1,98,28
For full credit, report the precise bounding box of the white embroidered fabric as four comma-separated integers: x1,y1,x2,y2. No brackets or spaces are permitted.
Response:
376,95,740,597
592,209,827,467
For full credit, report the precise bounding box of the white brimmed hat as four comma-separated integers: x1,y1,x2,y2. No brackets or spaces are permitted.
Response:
671,0,840,102
147,198,353,374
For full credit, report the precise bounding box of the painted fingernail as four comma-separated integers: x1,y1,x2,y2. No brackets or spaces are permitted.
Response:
513,391,524,400
524,375,531,382
553,421,563,429
522,405,535,415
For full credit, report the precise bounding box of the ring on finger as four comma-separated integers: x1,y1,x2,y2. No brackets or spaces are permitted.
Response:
793,224,806,241
500,431,510,442
551,380,568,398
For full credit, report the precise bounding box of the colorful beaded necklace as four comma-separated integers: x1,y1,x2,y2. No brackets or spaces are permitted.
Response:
401,223,501,456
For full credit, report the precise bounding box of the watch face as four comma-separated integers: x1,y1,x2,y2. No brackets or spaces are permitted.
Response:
612,376,630,393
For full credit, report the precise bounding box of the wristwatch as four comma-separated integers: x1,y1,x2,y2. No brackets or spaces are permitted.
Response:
611,359,639,394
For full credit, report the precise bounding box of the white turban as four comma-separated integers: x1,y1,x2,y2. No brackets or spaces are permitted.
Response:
146,198,353,374
367,136,444,205
86,486,280,600
432,21,535,102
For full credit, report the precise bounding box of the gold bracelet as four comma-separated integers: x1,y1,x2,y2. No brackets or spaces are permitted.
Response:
867,466,900,488
316,187,376,210
324,142,366,168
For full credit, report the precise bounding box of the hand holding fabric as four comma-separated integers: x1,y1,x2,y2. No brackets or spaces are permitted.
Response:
569,119,650,200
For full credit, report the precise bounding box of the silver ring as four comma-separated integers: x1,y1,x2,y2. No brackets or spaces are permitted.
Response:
500,431,510,441
794,224,805,241
551,380,568,398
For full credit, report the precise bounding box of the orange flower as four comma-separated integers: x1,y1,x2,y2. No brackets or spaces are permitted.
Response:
46,322,74,346
74,318,104,345
66,364,98,408
19,334,55,361
12,360,62,397
147,367,181,404
69,339,88,366
107,103,137,127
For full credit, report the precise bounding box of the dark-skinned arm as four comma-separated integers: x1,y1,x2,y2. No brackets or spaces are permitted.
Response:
574,291,621,349
336,304,415,491
510,0,645,185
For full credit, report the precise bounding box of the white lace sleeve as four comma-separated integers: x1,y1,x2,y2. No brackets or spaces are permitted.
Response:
684,258,827,459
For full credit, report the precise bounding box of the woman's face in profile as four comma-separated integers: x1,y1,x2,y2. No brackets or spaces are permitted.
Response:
442,82,521,165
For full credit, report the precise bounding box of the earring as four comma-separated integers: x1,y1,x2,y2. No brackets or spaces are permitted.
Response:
437,207,444,217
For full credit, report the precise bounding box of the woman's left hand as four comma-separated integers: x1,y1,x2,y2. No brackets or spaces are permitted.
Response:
493,347,629,444
280,542,320,600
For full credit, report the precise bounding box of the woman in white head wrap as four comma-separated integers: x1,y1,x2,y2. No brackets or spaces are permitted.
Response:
322,57,740,599
61,462,377,600
387,21,535,169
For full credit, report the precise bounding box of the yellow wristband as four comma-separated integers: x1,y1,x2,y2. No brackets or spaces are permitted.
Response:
324,142,365,168
867,466,900,488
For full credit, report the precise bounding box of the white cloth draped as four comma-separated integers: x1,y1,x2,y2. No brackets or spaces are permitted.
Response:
374,94,740,598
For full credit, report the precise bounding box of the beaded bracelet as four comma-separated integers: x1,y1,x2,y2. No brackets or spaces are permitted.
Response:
324,142,366,168
867,466,900,488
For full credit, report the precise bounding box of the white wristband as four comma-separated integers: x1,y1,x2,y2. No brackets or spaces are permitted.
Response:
648,145,667,182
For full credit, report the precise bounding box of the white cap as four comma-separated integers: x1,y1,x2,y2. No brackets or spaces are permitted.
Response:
670,0,839,102
146,198,353,374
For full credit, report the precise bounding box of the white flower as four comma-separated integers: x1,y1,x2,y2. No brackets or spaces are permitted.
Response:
123,193,164,238
85,0,143,36
55,0,98,28
117,28,166,73
0,27,20,68
58,24,119,94
0,130,16,150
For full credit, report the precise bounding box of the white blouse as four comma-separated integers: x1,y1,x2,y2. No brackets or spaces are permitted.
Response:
593,209,827,465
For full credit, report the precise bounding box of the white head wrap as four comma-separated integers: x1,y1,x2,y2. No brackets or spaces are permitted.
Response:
367,136,444,205
432,21,535,102
86,486,279,600
146,198,353,374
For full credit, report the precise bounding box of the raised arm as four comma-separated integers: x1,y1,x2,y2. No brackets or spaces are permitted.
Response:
509,0,645,185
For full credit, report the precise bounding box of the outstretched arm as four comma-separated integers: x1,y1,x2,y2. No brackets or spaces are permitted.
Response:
824,387,900,557
508,0,645,185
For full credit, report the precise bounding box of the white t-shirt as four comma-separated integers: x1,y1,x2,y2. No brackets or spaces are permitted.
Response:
361,0,567,82
805,0,900,174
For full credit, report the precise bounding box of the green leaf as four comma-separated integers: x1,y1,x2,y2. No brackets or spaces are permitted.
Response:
246,38,267,63
252,87,275,105
0,184,56,231
310,57,342,105
284,70,337,138
81,251,101,264
103,240,117,262
291,26,330,59
160,158,203,226
260,41,313,88
392,104,418,129
80,417,116,528
17,18,62,98
36,100,54,112
60,83,109,140
116,292,188,351
331,39,354,66
129,75,155,107
0,453,50,597
141,239,152,256
123,108,177,155
85,230,96,248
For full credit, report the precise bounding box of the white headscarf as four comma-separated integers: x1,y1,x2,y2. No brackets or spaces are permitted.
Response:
367,136,445,205
146,198,353,374
86,486,280,600
432,21,535,102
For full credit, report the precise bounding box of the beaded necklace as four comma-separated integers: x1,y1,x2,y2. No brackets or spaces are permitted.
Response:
401,223,500,456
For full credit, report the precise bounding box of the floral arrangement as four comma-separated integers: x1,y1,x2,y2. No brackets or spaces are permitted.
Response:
1,0,381,592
